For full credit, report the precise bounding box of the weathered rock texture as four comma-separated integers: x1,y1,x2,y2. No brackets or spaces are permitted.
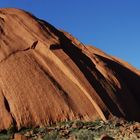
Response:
0,8,140,130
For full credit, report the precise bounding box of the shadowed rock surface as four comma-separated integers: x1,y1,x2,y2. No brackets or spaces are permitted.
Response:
0,8,140,131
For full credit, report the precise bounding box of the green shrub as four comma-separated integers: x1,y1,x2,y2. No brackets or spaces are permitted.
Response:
43,131,59,140
73,129,95,140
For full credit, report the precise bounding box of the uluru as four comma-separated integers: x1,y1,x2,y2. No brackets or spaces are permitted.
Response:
0,8,140,134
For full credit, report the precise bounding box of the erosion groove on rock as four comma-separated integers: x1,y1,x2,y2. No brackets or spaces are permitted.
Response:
0,8,140,131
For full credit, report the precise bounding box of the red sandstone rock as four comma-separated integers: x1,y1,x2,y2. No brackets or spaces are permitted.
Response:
0,8,140,131
14,133,28,140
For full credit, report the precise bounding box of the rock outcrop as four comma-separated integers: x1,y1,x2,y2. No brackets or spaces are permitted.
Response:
0,8,140,131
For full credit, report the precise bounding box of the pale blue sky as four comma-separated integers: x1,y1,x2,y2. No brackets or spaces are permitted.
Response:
0,0,140,69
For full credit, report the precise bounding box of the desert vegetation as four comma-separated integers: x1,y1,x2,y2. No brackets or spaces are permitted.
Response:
0,118,140,140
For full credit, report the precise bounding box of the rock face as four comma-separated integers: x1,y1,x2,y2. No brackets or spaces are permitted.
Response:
0,8,140,130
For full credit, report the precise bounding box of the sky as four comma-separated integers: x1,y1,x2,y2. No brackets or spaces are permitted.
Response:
0,0,140,69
